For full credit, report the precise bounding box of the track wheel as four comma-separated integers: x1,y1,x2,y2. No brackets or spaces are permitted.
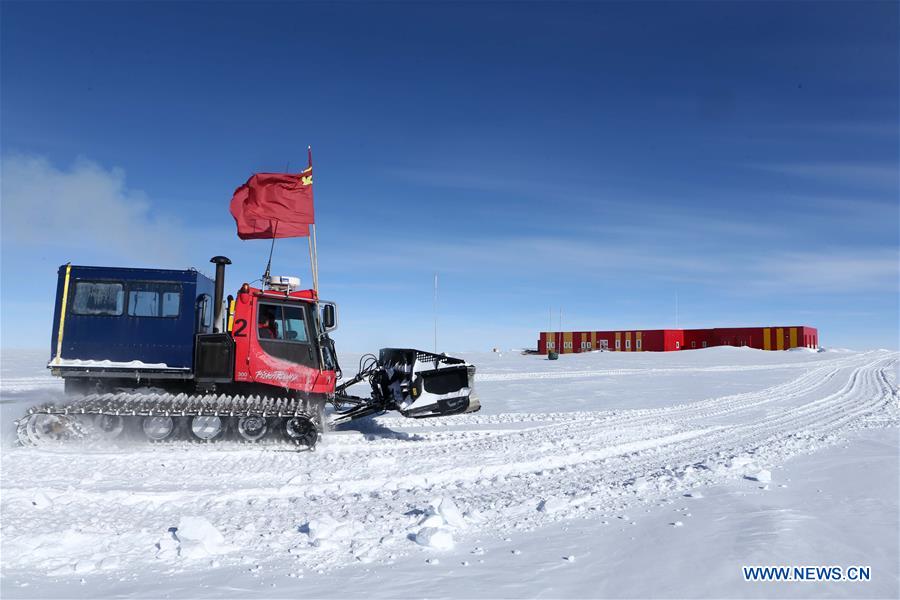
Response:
190,415,224,441
283,415,318,449
142,416,175,441
93,414,125,439
236,416,268,442
21,414,83,445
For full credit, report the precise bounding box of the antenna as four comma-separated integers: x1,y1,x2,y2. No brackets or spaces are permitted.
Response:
262,221,279,287
433,273,438,353
675,291,679,329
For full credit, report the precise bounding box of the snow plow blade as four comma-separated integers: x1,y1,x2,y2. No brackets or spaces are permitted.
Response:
380,349,479,418
332,349,479,424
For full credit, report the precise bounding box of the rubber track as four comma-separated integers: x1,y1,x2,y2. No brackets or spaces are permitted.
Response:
21,392,320,419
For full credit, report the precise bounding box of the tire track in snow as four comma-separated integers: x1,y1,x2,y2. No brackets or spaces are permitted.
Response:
1,352,896,579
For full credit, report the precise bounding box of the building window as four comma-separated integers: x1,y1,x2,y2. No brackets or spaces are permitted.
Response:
547,341,555,349
615,339,621,349
636,339,642,350
702,341,707,348
564,341,572,349
691,341,696,348
675,341,680,349
625,339,631,349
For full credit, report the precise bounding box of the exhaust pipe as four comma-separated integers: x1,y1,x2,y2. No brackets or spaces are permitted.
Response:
210,256,231,333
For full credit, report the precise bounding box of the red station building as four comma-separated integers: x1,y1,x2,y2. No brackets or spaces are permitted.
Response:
537,326,818,354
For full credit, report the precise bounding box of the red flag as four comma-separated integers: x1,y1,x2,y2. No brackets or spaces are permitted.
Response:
230,167,314,240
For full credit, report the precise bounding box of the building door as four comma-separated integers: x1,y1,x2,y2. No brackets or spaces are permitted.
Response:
599,339,609,350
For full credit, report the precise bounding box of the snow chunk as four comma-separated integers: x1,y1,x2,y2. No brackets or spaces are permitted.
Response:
746,469,772,483
155,530,180,560
436,497,468,529
178,517,225,547
415,527,454,550
537,497,569,513
418,496,468,529
305,514,355,545
419,513,445,528
159,517,231,560
177,517,227,556
411,496,468,551
31,492,53,509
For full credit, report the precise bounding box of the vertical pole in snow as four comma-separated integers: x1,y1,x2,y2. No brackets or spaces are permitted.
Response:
558,308,562,353
675,292,679,329
433,273,438,353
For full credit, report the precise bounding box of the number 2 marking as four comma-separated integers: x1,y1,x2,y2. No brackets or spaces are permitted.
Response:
233,318,247,337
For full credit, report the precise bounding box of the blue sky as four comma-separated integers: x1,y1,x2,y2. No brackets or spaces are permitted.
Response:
2,1,897,352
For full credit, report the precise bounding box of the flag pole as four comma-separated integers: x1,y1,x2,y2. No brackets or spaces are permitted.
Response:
310,224,319,293
306,145,319,294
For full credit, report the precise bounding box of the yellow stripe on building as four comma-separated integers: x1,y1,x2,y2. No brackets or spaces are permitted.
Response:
776,327,784,350
763,328,771,351
564,331,573,354
625,331,632,352
636,331,642,352
789,327,798,349
615,332,622,351
591,331,596,350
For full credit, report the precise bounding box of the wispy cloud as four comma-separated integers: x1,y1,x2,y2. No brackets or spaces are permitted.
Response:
323,228,899,299
791,121,900,138
1,155,188,264
747,249,899,293
742,162,899,190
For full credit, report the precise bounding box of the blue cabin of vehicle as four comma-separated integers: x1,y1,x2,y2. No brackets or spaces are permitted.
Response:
50,265,216,369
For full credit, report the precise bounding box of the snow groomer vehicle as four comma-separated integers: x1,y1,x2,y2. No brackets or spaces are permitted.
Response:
17,155,479,449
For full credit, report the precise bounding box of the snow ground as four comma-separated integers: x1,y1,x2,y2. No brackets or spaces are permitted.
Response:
1,347,897,598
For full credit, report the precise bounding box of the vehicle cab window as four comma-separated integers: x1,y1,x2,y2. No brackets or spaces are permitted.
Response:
281,305,309,342
255,301,317,368
258,306,280,339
